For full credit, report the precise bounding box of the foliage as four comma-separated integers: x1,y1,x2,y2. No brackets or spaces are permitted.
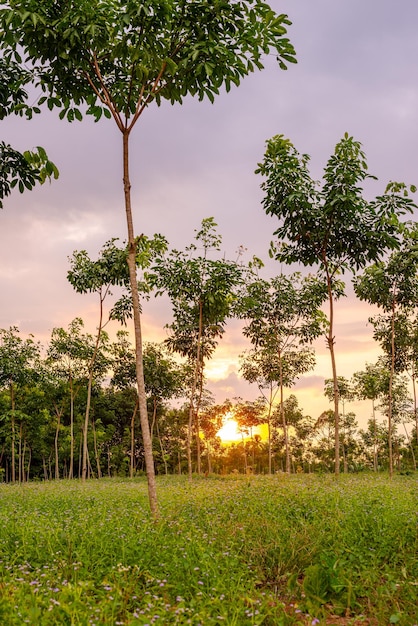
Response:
256,132,417,475
0,326,40,390
0,0,296,122
257,134,415,272
0,57,58,208
153,218,243,363
0,142,58,208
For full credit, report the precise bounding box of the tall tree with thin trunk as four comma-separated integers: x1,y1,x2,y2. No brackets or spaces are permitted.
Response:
354,229,418,476
47,319,90,479
352,362,389,472
67,240,134,480
2,0,296,517
152,218,243,479
256,133,415,475
237,272,327,473
0,327,40,482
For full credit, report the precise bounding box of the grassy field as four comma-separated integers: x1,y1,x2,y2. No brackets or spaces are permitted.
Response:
0,474,416,625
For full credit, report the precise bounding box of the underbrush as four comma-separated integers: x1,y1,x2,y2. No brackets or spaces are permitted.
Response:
0,474,416,625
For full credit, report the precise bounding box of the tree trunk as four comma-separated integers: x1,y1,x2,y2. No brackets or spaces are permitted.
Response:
156,417,168,475
324,261,340,476
69,375,74,480
54,405,61,480
195,365,204,475
372,399,378,471
10,382,15,483
388,299,396,478
92,418,102,479
82,290,105,481
279,355,291,474
123,129,158,518
42,456,48,481
130,398,139,479
412,371,418,446
18,421,23,483
187,299,204,481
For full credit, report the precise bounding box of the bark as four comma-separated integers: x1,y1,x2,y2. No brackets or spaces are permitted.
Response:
388,298,396,478
18,421,23,483
123,129,159,518
372,399,378,471
92,418,102,479
156,417,168,475
279,353,291,474
54,404,62,480
187,299,204,481
69,375,74,480
412,372,418,446
324,260,340,476
10,382,15,483
130,398,139,479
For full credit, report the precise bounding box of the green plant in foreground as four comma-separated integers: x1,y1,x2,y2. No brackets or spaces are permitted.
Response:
0,475,416,625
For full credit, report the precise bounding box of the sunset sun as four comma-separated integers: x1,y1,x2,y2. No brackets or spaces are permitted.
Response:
217,414,241,443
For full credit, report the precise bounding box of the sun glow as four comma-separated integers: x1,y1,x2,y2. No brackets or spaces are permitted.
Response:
216,414,241,443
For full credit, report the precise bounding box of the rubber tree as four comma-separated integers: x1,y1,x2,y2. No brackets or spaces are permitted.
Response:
354,225,418,476
152,218,243,479
199,399,231,474
0,326,40,482
324,376,355,473
237,271,327,474
402,315,418,445
351,362,389,471
67,240,133,480
0,57,58,208
233,396,265,472
354,229,418,476
1,1,296,517
47,318,94,479
256,133,416,475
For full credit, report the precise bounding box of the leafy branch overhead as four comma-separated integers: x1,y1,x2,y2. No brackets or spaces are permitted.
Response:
0,58,58,208
0,0,296,126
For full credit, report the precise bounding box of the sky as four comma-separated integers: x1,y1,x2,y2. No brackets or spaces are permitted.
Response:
2,0,418,430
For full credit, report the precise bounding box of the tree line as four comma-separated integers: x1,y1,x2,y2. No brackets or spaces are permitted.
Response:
0,215,417,483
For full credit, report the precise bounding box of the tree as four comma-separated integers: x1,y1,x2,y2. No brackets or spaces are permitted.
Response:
67,239,138,480
233,396,265,472
152,217,243,478
199,399,231,474
110,331,138,478
352,362,389,471
354,226,418,476
47,319,91,479
0,57,58,208
275,395,315,472
237,271,326,473
143,342,185,475
2,0,296,518
324,376,355,473
256,133,416,475
0,327,40,482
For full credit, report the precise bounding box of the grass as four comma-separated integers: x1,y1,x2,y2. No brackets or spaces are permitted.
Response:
0,474,417,625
